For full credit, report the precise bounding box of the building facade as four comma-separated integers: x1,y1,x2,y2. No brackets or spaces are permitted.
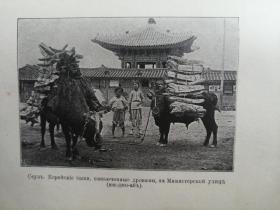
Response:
82,67,237,109
18,64,39,102
18,18,237,110
18,65,236,109
92,18,196,69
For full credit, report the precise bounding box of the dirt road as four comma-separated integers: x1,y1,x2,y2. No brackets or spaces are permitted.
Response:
21,108,235,171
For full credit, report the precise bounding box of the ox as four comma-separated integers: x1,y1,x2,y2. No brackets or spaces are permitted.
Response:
149,83,219,147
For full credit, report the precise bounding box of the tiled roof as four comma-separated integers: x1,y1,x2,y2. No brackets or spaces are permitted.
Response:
202,70,236,81
92,19,196,51
18,65,237,82
93,28,195,49
81,68,166,79
81,68,237,81
18,65,40,80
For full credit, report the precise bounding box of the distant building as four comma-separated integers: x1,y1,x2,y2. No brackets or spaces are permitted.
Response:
18,64,39,102
92,17,196,69
82,67,236,109
203,70,236,110
18,65,236,109
90,17,236,109
18,18,237,110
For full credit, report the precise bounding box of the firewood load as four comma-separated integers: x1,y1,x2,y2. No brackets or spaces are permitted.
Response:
163,55,207,118
20,43,106,124
21,44,77,121
35,43,105,112
19,91,40,124
20,63,61,123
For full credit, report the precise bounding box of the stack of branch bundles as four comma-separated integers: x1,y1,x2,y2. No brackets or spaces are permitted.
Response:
34,67,59,94
20,43,64,121
37,43,104,110
165,56,207,118
20,91,40,122
32,43,76,97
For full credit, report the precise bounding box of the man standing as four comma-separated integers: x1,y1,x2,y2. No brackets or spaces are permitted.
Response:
128,81,144,138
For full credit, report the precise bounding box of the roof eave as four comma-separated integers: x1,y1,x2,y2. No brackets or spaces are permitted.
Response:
91,36,197,52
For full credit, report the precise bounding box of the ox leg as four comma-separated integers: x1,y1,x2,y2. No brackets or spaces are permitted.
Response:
49,123,58,150
72,134,80,159
61,124,72,160
202,118,212,146
206,109,218,147
212,122,218,147
159,126,165,144
163,123,170,144
203,129,212,146
40,114,46,148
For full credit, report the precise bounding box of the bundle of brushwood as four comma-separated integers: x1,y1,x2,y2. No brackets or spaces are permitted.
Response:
33,66,59,99
164,56,208,118
38,43,106,108
170,102,206,118
20,92,41,123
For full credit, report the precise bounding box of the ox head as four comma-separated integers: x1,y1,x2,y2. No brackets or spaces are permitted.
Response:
148,80,169,117
82,111,103,148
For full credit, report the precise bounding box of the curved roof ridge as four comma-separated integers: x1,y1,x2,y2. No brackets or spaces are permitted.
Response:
92,20,196,49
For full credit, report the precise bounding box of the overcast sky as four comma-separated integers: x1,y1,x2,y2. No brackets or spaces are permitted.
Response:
18,17,239,70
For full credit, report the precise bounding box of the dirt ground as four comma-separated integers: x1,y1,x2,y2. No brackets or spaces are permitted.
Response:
20,107,235,171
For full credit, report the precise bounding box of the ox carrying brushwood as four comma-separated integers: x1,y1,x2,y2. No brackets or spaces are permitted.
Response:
148,55,220,147
148,80,219,147
37,43,106,160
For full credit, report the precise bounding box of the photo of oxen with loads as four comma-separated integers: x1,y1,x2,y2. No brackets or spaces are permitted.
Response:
18,17,238,170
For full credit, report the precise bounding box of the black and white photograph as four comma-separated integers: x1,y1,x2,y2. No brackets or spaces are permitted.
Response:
2,0,280,209
18,17,238,171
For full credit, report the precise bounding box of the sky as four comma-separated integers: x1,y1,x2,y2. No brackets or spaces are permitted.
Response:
18,17,239,71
